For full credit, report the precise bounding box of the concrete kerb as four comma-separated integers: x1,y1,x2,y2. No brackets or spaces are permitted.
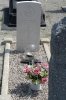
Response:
0,38,13,100
1,38,13,45
40,38,50,44
40,38,51,62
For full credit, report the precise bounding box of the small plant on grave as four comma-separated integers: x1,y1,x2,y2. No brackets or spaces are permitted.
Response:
23,62,49,85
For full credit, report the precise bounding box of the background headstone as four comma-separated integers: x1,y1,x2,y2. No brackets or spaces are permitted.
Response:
13,0,16,9
49,17,66,100
16,1,41,52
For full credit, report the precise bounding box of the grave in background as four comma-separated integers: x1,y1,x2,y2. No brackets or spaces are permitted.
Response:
17,1,41,52
9,0,46,27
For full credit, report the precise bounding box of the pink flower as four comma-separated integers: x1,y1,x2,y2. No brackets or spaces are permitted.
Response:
36,63,41,67
23,65,31,73
36,63,41,70
41,63,49,69
33,67,40,75
41,77,48,84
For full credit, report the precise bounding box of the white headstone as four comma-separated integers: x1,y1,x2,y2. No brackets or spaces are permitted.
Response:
17,1,41,52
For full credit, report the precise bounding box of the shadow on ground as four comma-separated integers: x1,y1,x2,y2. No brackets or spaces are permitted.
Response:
10,50,25,54
48,17,66,100
46,8,66,13
9,83,39,97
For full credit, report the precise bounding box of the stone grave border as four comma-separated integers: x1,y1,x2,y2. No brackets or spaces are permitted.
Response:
40,38,51,61
0,38,50,100
0,38,13,100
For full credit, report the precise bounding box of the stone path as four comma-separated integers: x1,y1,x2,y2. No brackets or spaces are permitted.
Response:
40,0,66,38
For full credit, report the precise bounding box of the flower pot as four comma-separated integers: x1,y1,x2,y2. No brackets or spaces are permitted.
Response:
30,83,42,91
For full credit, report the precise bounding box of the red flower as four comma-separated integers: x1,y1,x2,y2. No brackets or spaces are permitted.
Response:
41,77,48,84
33,67,40,75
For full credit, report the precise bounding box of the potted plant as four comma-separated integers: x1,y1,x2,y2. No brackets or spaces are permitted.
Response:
23,62,48,90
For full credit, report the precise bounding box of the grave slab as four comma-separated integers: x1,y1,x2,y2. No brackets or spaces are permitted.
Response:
17,1,41,52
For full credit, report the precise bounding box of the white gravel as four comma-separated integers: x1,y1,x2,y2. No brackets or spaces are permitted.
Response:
8,43,48,100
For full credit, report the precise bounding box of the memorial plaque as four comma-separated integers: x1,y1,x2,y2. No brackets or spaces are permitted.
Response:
17,1,41,52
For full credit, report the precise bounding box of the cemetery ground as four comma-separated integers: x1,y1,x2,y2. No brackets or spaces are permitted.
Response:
0,0,66,100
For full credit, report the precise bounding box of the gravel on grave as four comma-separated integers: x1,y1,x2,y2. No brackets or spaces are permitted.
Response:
8,43,48,100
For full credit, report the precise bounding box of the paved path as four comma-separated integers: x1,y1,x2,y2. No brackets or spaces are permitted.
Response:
40,0,66,38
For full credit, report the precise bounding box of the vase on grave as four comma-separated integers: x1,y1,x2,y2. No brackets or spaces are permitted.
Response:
30,83,42,90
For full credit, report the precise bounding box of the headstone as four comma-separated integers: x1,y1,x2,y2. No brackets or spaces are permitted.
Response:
49,17,66,100
16,1,41,52
11,0,38,8
8,0,46,28
13,0,33,9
